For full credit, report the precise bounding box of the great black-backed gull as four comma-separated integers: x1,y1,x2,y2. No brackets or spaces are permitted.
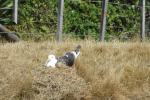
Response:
44,45,81,68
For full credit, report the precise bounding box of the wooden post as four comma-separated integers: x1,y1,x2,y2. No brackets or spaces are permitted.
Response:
0,24,20,42
13,0,18,24
56,0,64,42
140,0,146,41
99,0,108,42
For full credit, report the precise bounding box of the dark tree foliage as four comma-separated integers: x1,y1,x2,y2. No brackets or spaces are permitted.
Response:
0,0,149,40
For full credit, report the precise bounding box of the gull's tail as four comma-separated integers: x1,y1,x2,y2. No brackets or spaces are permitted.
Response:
77,45,81,49
73,45,81,58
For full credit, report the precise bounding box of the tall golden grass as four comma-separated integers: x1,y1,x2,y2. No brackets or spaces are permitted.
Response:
0,40,150,100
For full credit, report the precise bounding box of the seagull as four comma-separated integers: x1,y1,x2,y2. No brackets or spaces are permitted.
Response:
44,54,57,68
44,45,81,68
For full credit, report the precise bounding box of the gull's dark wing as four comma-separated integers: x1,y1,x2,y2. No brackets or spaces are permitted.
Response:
57,52,75,66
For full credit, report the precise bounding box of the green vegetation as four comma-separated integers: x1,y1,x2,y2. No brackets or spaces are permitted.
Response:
0,0,149,40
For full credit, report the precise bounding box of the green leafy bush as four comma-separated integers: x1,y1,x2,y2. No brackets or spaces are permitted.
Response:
0,0,149,40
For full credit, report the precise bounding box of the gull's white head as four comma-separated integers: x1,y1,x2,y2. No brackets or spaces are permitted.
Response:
48,55,56,60
45,54,57,68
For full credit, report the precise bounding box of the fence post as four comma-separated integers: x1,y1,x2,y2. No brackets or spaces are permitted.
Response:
140,0,146,41
99,0,108,42
56,0,64,42
13,0,18,24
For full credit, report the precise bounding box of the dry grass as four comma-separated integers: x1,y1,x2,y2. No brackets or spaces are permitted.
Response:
0,40,150,100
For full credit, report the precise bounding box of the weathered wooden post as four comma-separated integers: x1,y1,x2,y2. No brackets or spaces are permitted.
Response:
56,0,64,42
0,24,20,42
99,0,108,42
140,0,146,41
13,0,18,24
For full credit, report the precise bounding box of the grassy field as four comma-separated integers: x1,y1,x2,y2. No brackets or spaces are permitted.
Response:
0,40,150,100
